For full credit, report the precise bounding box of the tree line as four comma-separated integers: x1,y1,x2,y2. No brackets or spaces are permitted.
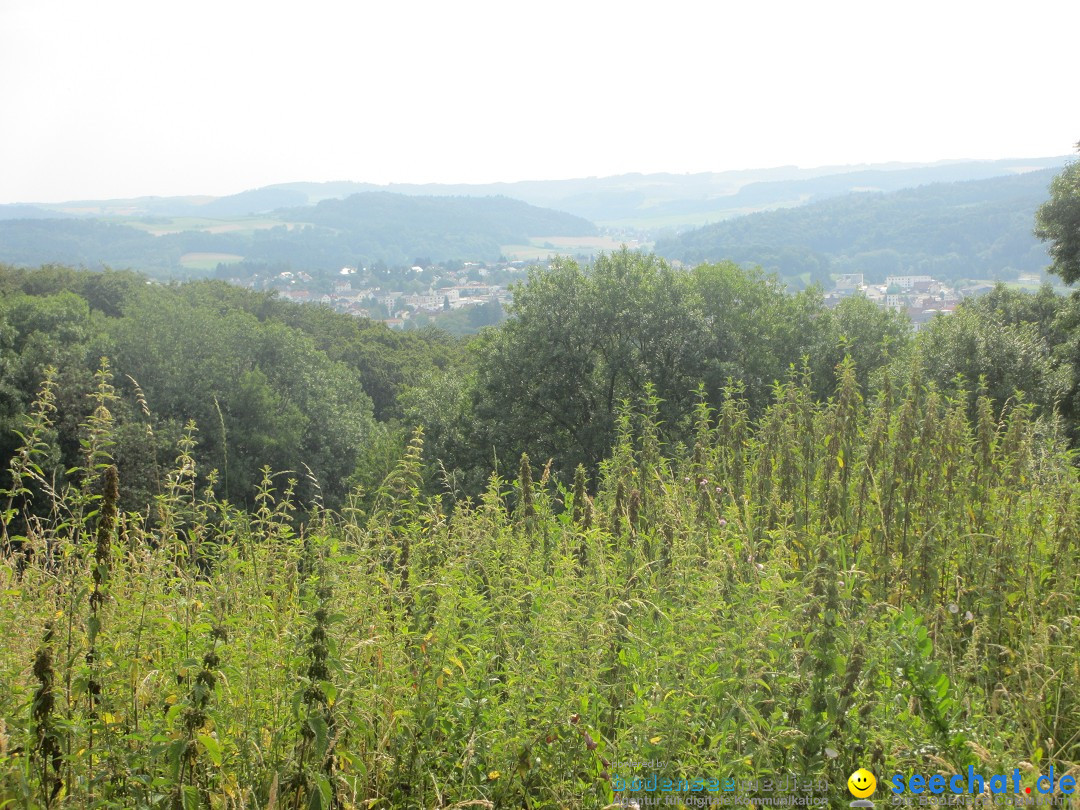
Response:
2,245,1077,518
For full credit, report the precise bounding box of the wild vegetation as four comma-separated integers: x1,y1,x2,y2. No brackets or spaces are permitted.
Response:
0,355,1077,808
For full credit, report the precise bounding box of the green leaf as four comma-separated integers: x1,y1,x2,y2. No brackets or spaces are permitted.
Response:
935,673,950,701
181,785,200,810
320,681,338,705
87,614,101,644
198,733,222,767
310,773,332,810
166,738,186,779
308,714,329,759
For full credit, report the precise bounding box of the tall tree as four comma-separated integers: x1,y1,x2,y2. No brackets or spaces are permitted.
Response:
467,250,848,478
1035,141,1080,284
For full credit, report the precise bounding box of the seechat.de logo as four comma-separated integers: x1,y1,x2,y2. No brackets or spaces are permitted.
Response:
848,768,877,807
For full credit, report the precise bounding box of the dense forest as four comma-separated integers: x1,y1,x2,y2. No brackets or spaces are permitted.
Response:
656,169,1060,285
0,194,595,276
2,150,1079,807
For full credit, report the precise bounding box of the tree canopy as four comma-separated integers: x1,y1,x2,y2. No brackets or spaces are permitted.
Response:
410,250,910,481
0,265,465,510
1035,141,1080,284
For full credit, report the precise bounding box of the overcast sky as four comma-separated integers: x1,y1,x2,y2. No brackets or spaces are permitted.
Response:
1,0,1078,203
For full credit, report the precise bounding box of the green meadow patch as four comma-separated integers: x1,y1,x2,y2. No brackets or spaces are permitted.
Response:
178,251,245,270
500,234,645,260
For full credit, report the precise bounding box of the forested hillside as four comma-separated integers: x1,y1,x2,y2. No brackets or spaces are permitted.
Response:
656,169,1060,285
0,193,596,276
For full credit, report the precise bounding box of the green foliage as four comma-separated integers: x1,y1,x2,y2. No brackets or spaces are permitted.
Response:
409,298,505,336
658,169,1061,283
810,294,912,395
0,361,1076,808
0,266,394,510
916,299,1068,415
1035,143,1080,285
264,297,461,422
466,250,900,482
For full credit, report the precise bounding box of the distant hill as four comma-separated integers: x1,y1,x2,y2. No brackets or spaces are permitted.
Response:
2,158,1067,278
0,192,597,275
0,219,197,270
654,169,1060,286
0,204,72,221
197,187,310,217
266,157,1070,228
285,192,594,240
14,156,1068,231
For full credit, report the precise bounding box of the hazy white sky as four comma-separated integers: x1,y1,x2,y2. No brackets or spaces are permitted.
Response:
1,0,1077,203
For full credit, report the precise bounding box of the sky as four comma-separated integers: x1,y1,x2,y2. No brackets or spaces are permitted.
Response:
1,0,1078,204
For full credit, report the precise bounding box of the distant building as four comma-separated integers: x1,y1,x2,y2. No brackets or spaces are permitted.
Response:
437,287,460,304
885,274,932,290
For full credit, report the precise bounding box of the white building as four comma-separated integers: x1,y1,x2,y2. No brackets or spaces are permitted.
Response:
885,275,932,290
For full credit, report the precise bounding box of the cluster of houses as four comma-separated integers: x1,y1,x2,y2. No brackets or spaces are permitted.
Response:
825,273,972,329
236,262,1022,333
268,267,512,329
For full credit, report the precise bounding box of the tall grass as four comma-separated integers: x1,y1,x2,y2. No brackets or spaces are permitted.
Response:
1,359,1078,808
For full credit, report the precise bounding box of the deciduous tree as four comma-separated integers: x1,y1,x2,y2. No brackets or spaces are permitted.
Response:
1035,141,1080,284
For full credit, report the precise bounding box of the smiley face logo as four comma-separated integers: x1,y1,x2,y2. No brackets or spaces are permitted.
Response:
847,768,877,799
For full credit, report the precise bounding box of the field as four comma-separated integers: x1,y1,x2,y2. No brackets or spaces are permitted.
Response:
499,235,648,261
178,252,246,270
1,365,1077,808
118,218,285,237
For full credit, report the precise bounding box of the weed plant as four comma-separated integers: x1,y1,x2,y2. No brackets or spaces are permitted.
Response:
0,358,1078,808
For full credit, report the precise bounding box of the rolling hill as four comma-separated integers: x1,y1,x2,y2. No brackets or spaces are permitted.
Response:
653,169,1060,285
0,192,596,275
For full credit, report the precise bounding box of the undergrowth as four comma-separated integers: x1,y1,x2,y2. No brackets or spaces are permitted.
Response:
0,359,1078,808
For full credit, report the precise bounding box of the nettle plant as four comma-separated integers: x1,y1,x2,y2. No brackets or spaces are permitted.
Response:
0,357,1078,808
